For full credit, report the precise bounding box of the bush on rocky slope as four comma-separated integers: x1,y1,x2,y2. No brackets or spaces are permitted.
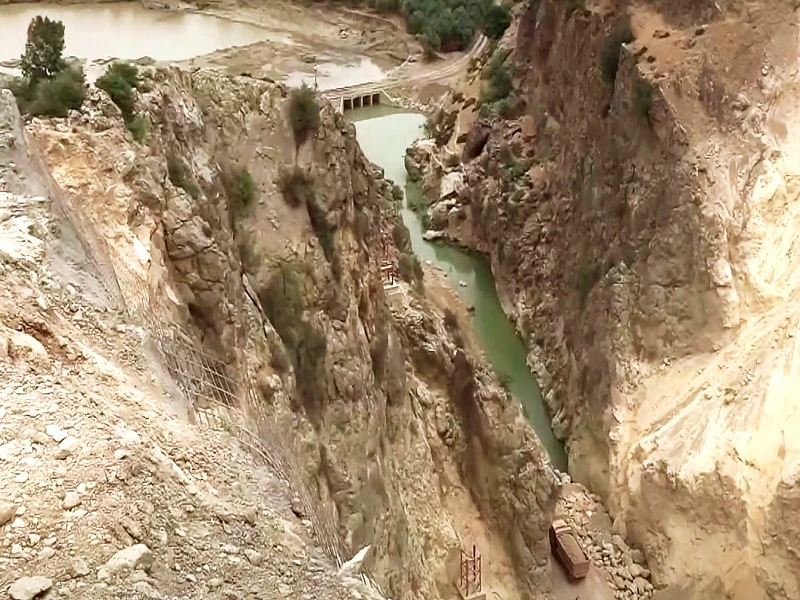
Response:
95,62,151,141
13,67,86,117
278,166,316,208
223,164,257,213
260,261,329,421
479,47,513,110
96,63,138,119
167,152,200,199
289,84,321,146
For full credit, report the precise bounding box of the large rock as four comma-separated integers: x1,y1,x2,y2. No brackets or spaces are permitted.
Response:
99,544,153,577
8,576,52,600
404,139,436,180
0,500,16,526
461,121,491,161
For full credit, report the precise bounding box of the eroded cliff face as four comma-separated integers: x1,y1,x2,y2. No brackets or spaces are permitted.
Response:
22,68,558,600
408,0,800,598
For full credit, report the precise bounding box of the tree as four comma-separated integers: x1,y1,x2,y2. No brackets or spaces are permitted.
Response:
421,29,441,61
484,5,511,40
20,16,66,83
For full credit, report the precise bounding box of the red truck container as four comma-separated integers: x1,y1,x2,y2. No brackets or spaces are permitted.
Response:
549,519,590,580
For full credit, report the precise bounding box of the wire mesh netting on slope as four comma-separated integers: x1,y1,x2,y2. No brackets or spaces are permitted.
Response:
28,135,385,596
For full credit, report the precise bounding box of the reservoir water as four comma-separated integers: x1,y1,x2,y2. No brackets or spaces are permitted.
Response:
353,107,568,470
0,3,276,66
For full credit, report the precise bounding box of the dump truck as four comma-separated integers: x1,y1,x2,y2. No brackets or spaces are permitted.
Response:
549,519,590,580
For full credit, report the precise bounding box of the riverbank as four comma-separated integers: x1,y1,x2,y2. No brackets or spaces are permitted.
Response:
352,107,568,471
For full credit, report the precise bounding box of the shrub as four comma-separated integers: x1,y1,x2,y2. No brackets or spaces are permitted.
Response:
479,47,513,107
306,196,335,264
398,252,414,282
288,84,320,145
226,166,257,209
601,19,635,85
634,79,654,120
21,16,66,83
481,47,510,80
105,61,139,88
126,114,149,141
96,67,135,120
277,166,315,208
167,153,199,199
398,252,424,291
481,64,512,104
259,260,328,419
421,29,441,62
27,67,86,117
390,183,404,210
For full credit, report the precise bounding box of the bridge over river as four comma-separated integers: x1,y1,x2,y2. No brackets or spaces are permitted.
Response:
321,33,489,113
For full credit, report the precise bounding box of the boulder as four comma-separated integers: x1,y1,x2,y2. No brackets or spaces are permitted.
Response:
8,576,52,600
461,121,491,161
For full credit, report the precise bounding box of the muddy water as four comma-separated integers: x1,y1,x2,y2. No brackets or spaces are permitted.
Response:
353,106,568,471
0,3,278,65
284,57,385,91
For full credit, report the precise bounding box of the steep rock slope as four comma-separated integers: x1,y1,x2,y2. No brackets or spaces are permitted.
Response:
408,0,800,598
0,88,386,600
20,69,558,599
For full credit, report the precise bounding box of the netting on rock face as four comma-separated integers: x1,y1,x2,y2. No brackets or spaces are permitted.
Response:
33,137,385,593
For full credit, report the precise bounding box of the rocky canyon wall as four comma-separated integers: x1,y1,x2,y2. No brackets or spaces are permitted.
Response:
23,67,559,600
408,0,800,598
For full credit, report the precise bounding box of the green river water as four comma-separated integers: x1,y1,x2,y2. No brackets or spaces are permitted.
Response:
353,106,568,471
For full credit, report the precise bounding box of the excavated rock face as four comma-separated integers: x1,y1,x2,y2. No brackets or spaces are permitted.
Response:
24,68,558,600
410,0,800,598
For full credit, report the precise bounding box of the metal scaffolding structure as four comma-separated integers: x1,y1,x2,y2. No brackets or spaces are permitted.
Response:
459,545,482,598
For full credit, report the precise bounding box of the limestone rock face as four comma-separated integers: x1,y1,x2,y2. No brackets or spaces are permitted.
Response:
26,67,557,600
410,0,800,598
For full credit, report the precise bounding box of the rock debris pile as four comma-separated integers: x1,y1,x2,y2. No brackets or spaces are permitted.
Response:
558,484,654,600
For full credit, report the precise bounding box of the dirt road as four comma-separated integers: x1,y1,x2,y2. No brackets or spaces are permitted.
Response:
323,34,488,98
553,562,615,600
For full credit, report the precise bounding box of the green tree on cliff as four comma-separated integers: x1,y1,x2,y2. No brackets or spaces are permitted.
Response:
11,16,86,118
20,16,66,83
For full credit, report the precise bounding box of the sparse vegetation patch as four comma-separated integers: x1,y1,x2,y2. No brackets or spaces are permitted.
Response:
260,261,329,420
224,165,257,213
634,79,654,121
95,61,151,142
288,84,320,146
278,167,316,208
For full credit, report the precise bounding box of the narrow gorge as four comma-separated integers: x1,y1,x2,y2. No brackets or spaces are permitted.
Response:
2,0,798,600
408,0,800,598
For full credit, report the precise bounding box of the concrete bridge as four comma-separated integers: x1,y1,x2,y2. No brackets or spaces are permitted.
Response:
322,85,397,113
320,33,489,114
